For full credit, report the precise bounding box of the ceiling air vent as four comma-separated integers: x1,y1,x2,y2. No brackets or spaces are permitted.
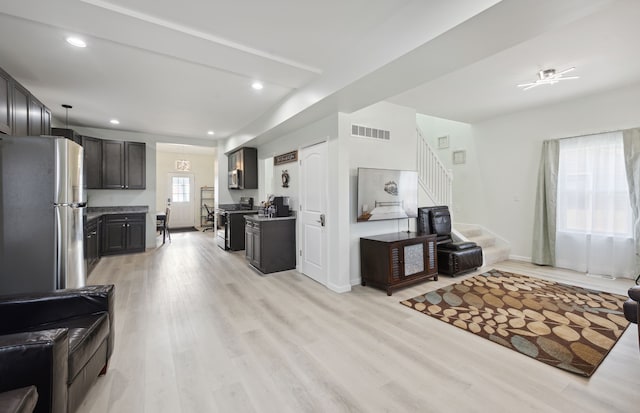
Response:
351,124,390,141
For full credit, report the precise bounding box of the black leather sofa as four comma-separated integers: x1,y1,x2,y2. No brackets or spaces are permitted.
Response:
624,285,639,351
0,285,115,413
418,205,483,276
0,386,38,413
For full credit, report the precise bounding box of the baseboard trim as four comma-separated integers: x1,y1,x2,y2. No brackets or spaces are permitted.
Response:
509,255,531,262
328,282,351,294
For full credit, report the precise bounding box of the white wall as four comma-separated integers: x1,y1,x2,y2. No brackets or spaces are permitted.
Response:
346,101,418,285
416,114,479,219
460,82,640,260
156,150,216,227
255,114,349,291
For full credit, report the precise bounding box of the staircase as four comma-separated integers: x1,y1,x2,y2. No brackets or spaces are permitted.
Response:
455,223,511,266
416,125,511,266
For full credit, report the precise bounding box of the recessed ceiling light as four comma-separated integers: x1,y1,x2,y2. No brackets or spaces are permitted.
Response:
109,119,120,125
251,81,263,90
207,131,215,136
66,37,87,48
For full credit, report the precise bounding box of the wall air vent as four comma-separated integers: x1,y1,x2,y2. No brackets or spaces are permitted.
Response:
351,124,390,141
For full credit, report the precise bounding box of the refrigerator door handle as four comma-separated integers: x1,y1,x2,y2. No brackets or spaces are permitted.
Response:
55,206,63,289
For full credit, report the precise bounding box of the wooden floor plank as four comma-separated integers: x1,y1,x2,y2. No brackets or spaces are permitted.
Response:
79,231,640,412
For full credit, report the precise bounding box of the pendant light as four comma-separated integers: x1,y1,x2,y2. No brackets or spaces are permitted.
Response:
62,104,72,128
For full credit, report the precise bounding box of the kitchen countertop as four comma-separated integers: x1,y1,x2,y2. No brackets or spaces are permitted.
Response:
244,215,296,222
225,209,259,215
86,205,149,221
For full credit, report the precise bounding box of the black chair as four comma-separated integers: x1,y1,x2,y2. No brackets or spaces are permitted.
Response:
418,205,483,276
157,207,171,244
0,285,114,413
203,204,215,232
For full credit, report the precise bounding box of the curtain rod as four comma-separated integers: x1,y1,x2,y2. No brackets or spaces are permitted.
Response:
552,127,638,141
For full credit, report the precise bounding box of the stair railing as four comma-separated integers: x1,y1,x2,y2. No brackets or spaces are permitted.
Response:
416,127,453,207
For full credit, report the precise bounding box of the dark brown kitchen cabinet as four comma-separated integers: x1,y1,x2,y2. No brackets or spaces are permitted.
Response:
245,216,296,273
125,142,146,189
11,82,29,136
51,127,82,145
0,65,51,136
360,232,438,296
43,108,51,134
85,216,101,275
102,140,145,189
28,96,43,136
228,147,257,189
0,68,10,134
83,135,103,189
101,213,145,255
102,140,124,189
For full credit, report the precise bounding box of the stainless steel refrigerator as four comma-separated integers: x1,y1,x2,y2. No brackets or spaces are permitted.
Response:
0,136,86,294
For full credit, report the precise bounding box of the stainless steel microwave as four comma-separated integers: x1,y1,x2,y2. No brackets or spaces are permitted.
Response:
228,169,242,189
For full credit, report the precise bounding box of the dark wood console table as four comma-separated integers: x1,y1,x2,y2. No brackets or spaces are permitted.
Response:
360,232,438,296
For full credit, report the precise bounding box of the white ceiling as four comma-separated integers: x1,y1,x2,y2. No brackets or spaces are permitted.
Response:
1,0,637,146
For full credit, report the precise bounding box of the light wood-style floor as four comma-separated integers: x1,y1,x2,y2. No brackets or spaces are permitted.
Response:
79,231,640,413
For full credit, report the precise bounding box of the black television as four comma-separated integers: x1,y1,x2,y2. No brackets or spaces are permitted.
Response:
356,167,418,222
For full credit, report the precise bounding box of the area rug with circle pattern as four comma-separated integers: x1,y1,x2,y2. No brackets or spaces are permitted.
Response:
400,269,630,377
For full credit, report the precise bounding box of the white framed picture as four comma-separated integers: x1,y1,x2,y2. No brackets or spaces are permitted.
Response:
452,150,466,165
437,135,450,149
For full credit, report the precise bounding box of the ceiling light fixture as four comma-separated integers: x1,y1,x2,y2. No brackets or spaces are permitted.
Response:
66,37,87,48
207,131,215,136
517,67,579,91
110,119,120,125
251,81,264,90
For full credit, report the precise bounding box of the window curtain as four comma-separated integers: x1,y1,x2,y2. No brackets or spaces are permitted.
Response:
623,128,640,275
532,140,559,265
555,132,635,278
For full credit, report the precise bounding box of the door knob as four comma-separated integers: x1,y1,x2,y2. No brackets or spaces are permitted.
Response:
317,214,325,227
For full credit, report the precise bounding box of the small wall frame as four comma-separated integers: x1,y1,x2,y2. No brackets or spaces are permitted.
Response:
452,150,466,165
437,135,450,149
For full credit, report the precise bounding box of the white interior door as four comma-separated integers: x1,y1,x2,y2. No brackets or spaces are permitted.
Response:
300,142,328,285
167,173,195,228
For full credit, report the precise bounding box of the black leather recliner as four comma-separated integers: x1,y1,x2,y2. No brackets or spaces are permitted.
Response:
418,205,483,276
0,285,115,413
624,285,639,351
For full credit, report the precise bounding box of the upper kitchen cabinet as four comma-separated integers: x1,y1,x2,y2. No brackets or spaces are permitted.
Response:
51,127,82,145
0,68,10,134
82,135,102,189
28,96,44,136
125,142,146,189
102,140,145,189
228,147,257,189
11,82,29,136
0,65,52,136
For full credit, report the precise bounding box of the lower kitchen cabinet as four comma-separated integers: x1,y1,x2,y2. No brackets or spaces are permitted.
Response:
101,213,146,255
245,216,295,274
85,217,101,275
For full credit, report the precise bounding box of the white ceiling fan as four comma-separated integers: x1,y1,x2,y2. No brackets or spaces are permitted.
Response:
517,67,579,91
